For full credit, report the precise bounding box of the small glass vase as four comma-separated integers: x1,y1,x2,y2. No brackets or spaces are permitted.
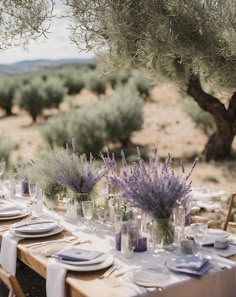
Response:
152,218,175,251
120,220,138,258
21,179,29,196
45,196,58,211
70,192,90,218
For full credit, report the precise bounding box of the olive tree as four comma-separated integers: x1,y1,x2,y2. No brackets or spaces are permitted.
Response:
66,0,236,161
0,0,54,49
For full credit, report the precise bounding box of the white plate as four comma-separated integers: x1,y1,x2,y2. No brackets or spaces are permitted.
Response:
11,224,64,238
132,268,169,287
0,211,30,221
0,209,23,217
15,222,58,234
58,253,107,266
185,227,229,245
56,255,114,272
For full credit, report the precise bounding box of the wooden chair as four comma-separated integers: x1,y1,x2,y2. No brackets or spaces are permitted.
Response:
0,265,25,297
224,193,236,231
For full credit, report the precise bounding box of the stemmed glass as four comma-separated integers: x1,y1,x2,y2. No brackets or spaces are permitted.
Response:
191,223,208,256
82,201,94,229
29,182,37,214
0,159,6,192
96,206,107,225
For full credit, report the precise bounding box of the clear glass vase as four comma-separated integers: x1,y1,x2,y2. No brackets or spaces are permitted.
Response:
70,192,90,218
152,218,175,251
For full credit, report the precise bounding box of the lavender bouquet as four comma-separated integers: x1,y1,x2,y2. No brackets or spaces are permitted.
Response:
110,148,198,247
53,149,106,201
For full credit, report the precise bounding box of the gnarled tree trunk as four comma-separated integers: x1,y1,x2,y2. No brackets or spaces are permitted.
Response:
187,75,236,161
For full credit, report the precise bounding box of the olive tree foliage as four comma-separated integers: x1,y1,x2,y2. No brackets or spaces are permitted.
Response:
65,0,235,89
0,0,54,48
65,0,236,161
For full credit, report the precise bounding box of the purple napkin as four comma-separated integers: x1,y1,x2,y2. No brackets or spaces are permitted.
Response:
55,247,103,262
175,255,208,270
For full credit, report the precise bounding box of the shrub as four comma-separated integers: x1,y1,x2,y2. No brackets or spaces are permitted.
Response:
67,106,108,155
15,78,46,122
103,85,143,145
0,77,19,115
0,134,13,164
41,112,70,148
15,77,67,122
183,97,215,135
44,77,67,108
85,72,106,96
41,85,144,153
63,73,85,95
106,69,131,89
128,70,152,100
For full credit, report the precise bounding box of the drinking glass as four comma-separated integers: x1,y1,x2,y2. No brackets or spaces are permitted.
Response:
191,223,208,255
29,182,37,198
82,201,94,228
29,182,37,213
96,206,107,224
0,159,6,191
173,206,185,246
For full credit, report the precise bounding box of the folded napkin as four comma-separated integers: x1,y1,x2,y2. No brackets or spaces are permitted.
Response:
47,259,67,297
0,231,21,275
55,247,103,262
175,256,208,271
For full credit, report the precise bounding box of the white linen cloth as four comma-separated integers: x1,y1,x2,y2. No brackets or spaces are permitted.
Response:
0,231,21,275
144,265,236,297
44,212,236,297
122,256,236,297
46,259,67,297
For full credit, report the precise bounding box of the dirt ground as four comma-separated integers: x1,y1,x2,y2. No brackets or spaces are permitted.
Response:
0,83,236,194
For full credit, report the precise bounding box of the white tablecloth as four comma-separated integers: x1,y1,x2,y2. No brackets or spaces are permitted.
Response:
1,197,236,297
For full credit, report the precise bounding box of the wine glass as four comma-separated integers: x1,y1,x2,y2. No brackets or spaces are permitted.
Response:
28,182,37,214
96,206,107,225
82,201,94,229
191,223,208,256
0,159,6,192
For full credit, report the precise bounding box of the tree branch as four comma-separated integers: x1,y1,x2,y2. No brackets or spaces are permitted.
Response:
187,74,227,122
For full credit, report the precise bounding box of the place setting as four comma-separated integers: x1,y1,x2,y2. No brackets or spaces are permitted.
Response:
49,247,114,271
0,199,29,221
0,217,65,276
46,247,114,297
184,223,236,258
9,218,64,239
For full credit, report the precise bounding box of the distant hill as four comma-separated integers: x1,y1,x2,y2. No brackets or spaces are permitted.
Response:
0,58,96,75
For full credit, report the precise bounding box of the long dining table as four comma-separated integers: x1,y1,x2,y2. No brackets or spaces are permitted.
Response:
1,202,236,297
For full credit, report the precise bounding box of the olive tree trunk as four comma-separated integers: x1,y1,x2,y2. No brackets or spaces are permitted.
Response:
187,76,236,161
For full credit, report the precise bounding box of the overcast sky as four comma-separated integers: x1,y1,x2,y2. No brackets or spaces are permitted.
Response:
0,1,94,64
